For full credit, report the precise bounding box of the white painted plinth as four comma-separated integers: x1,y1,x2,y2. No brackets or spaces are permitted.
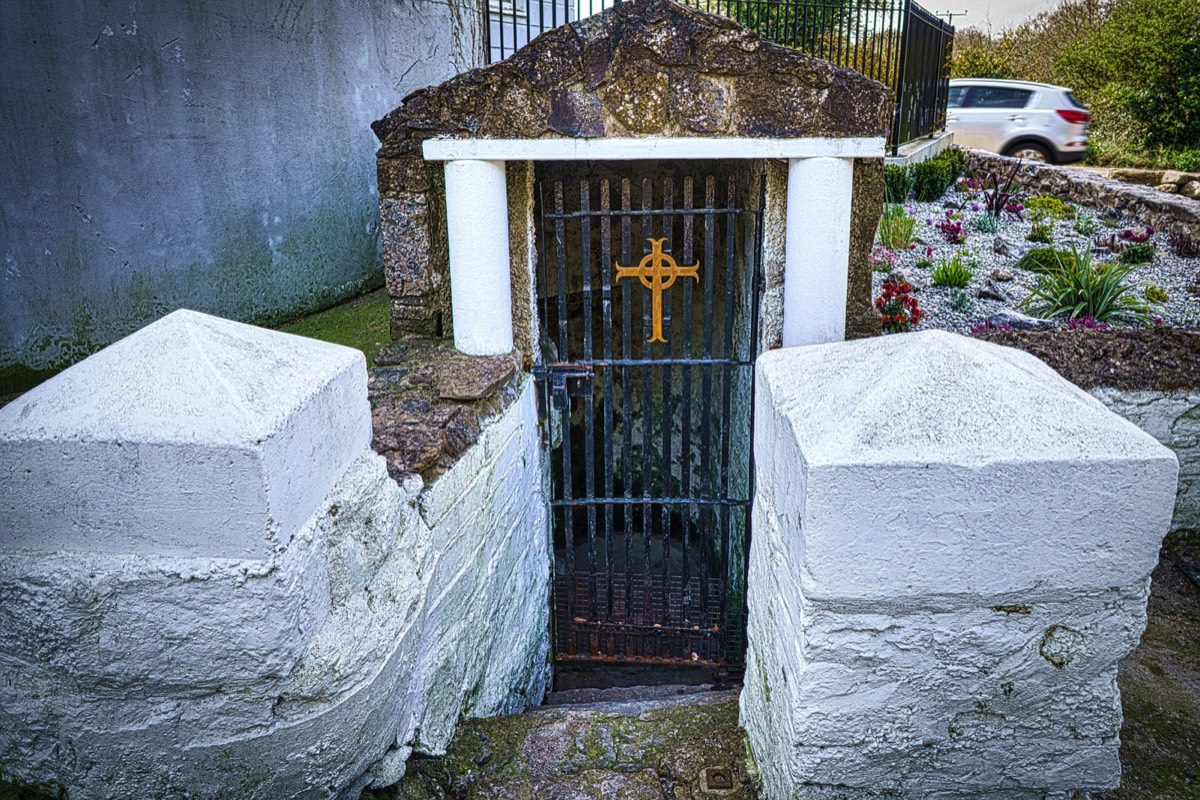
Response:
0,309,549,798
0,309,370,559
742,330,1178,799
444,159,514,356
783,156,854,347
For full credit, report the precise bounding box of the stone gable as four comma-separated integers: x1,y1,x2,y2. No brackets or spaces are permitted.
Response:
372,0,889,152
372,0,890,341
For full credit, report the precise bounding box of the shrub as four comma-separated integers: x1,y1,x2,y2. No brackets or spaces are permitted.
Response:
912,149,966,202
877,204,917,249
1177,149,1200,172
1019,244,1159,325
941,147,967,176
946,289,976,313
1168,229,1200,258
1144,284,1170,304
912,159,952,202
972,212,1000,233
1055,0,1200,153
1025,195,1071,221
1117,243,1155,264
884,165,914,203
1072,214,1098,236
1016,247,1077,273
875,280,926,333
931,251,975,288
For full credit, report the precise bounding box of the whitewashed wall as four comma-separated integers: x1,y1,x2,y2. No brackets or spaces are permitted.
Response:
1091,387,1200,532
0,311,549,799
742,331,1178,800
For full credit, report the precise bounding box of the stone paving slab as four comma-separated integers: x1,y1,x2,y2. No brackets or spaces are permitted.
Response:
365,689,756,800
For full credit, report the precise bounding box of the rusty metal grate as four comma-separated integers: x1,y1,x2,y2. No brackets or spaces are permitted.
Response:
536,170,761,668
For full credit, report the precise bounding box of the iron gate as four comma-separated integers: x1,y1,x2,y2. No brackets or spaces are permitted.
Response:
536,169,761,668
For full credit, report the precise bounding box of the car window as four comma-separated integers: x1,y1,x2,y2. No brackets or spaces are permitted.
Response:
948,86,967,108
964,87,1033,109
1066,91,1086,109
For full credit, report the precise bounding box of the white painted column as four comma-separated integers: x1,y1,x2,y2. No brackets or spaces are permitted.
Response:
783,157,855,347
444,159,513,356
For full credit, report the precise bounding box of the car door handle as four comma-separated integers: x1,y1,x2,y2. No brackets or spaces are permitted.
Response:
1007,115,1025,122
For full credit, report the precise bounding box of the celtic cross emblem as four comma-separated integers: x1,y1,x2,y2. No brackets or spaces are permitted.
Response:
614,238,699,343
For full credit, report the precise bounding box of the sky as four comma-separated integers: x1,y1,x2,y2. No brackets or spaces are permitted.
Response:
927,0,1063,33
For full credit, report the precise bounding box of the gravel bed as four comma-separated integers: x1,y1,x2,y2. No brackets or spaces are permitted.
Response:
871,186,1200,334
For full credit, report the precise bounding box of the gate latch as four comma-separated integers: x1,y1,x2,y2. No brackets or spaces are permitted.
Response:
546,366,593,412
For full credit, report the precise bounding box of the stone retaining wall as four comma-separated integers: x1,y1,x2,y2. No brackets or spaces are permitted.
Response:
0,311,549,799
967,150,1200,239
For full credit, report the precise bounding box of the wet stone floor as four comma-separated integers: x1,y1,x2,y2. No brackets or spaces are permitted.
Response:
365,687,753,800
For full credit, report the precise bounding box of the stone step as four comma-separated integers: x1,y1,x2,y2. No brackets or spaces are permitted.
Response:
363,688,756,799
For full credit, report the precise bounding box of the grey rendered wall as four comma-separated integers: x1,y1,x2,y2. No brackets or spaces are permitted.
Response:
0,0,481,391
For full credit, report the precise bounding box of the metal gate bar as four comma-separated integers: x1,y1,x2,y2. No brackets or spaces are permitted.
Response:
537,171,761,666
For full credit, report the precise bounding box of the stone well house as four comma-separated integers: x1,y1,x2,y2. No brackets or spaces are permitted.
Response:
0,1,1181,799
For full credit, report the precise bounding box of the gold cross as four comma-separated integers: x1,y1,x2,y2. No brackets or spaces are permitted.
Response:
614,238,699,343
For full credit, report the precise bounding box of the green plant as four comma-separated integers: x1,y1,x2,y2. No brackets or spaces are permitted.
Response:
1016,247,1077,273
1025,195,1071,221
912,159,952,203
931,251,975,288
1145,284,1170,304
1168,229,1200,258
915,258,934,270
870,247,896,273
1056,0,1200,153
946,288,976,313
1026,220,1054,243
875,279,927,332
877,204,917,249
941,147,967,176
1020,244,1160,325
1072,214,1098,236
1176,149,1200,172
912,149,966,202
884,164,914,203
978,159,1024,217
1117,243,1155,264
972,212,1000,233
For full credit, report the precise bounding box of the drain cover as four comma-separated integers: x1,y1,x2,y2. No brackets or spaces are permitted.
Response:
1179,562,1200,592
702,765,734,791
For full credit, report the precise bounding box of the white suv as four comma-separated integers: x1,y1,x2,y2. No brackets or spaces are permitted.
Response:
947,78,1090,164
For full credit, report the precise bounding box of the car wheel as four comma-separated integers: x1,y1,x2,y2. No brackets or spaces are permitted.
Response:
1005,143,1053,164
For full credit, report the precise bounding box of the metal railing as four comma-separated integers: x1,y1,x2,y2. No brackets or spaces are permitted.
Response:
483,0,953,153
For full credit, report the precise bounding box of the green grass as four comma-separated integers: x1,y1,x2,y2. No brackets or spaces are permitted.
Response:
931,252,975,288
278,289,391,368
